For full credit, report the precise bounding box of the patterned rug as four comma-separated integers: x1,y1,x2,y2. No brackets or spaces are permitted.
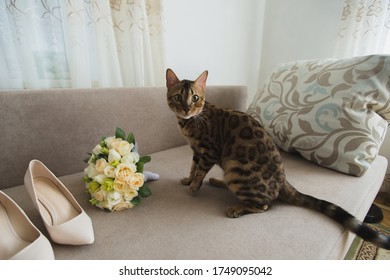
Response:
345,224,390,260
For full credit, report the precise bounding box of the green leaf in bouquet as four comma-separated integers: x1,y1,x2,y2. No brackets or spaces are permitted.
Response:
82,175,92,183
115,127,126,139
95,153,108,163
88,154,98,164
89,198,98,205
100,137,108,148
109,160,120,168
139,155,151,164
136,161,144,173
83,153,92,163
131,196,141,206
101,147,109,156
138,184,152,197
126,132,135,145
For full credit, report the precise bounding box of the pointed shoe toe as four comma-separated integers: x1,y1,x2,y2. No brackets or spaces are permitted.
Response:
24,160,94,245
47,210,94,245
0,191,54,260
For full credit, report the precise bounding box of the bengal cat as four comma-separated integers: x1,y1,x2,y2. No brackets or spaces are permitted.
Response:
165,68,390,250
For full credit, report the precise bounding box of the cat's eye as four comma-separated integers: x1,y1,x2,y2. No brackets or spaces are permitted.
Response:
173,94,182,102
192,95,199,102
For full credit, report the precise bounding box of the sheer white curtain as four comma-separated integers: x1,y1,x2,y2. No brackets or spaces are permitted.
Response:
334,0,390,189
334,0,390,58
0,0,164,89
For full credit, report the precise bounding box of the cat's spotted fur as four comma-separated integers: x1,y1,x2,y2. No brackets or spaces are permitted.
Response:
166,68,390,250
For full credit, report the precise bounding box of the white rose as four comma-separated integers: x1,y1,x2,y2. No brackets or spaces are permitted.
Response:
95,158,108,173
93,173,107,184
104,136,114,147
121,152,140,164
108,148,121,163
98,200,112,211
107,191,122,206
104,165,116,178
84,164,100,178
92,144,102,155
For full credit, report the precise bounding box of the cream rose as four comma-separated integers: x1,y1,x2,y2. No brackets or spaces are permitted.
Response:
115,163,137,182
113,179,129,193
113,201,134,211
105,137,122,149
104,165,116,178
124,189,138,201
112,140,134,156
93,189,105,202
95,158,108,173
121,152,140,164
130,172,145,190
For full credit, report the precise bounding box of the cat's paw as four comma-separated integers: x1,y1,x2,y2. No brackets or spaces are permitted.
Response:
189,183,201,193
226,206,244,218
181,177,192,185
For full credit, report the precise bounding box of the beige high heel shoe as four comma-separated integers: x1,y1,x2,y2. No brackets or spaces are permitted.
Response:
24,160,94,245
0,191,54,259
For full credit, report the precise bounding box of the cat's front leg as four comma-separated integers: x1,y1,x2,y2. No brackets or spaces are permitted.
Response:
181,156,198,185
189,168,206,193
189,159,214,193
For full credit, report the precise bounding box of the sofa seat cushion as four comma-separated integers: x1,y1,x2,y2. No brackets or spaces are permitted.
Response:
3,145,387,259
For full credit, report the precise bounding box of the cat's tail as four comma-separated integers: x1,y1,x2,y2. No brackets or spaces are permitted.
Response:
279,182,390,250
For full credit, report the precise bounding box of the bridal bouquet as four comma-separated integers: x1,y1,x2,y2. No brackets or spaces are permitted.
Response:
83,128,152,211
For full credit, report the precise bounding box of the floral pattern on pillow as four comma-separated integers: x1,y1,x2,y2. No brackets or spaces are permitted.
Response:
248,55,390,176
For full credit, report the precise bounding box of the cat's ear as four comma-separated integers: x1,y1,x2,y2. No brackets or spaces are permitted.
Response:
166,68,180,92
195,70,208,91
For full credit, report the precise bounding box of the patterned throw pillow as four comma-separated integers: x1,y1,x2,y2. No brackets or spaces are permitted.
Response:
248,55,390,176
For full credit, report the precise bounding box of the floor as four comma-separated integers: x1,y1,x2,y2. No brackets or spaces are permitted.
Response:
344,192,390,260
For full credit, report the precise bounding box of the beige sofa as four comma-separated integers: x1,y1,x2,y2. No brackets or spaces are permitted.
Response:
0,86,387,259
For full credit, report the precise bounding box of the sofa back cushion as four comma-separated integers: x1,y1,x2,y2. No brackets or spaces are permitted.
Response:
248,55,390,176
0,86,247,188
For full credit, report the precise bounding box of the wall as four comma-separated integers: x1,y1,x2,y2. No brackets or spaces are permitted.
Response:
162,0,265,99
257,0,390,176
257,0,344,97
163,0,390,175
163,0,345,104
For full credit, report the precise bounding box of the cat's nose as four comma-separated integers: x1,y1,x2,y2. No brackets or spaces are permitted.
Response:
183,104,190,113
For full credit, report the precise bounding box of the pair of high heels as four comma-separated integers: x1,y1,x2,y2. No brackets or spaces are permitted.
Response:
1,160,94,260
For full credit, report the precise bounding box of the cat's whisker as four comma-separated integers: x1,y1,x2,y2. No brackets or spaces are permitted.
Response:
193,111,207,128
